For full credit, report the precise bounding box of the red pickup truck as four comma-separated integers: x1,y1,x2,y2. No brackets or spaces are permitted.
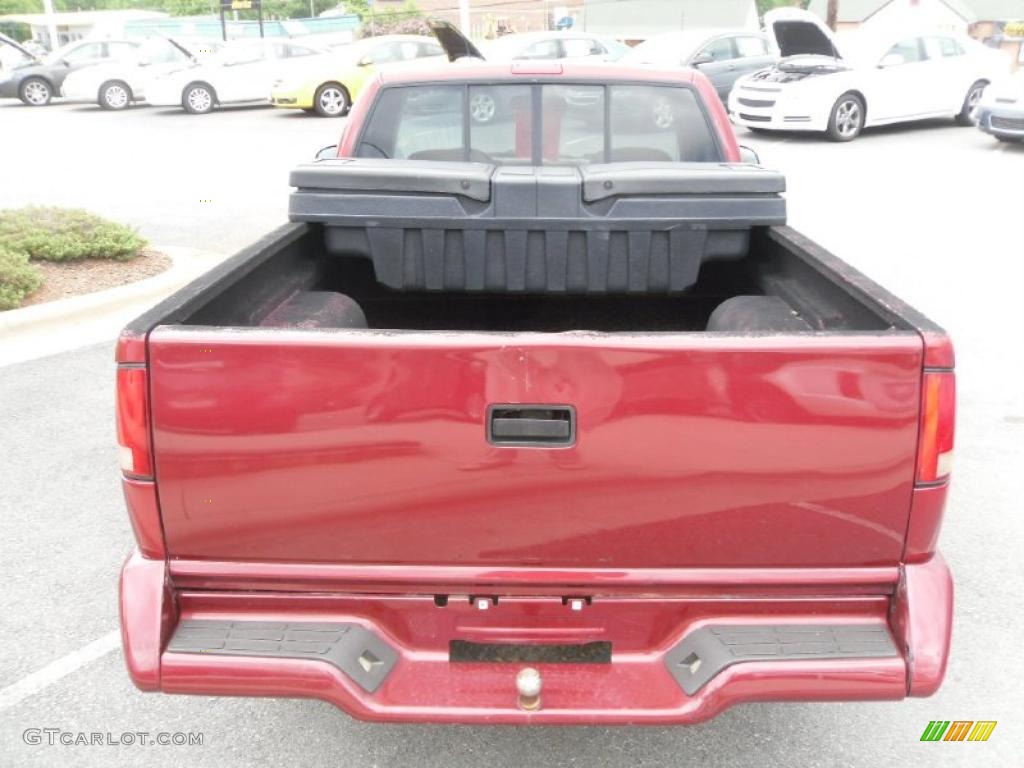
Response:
116,55,955,724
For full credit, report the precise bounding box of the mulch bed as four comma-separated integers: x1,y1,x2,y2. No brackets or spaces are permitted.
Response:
21,248,172,307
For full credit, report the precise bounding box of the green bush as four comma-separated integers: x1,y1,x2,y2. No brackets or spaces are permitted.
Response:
0,246,43,311
0,207,146,262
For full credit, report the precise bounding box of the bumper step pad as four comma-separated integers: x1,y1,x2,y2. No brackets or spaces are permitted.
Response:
167,620,398,693
665,624,899,695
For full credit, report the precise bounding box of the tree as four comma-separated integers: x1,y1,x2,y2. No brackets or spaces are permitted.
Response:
0,0,37,12
357,1,425,37
0,0,35,41
826,0,838,30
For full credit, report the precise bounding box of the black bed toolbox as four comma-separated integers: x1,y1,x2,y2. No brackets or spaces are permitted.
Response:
289,158,786,294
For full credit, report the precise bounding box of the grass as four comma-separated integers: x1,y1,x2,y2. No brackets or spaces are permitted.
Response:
0,207,147,310
0,207,147,263
0,246,43,311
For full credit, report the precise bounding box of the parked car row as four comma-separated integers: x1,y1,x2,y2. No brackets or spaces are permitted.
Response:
0,34,142,106
1,17,1018,143
61,37,225,110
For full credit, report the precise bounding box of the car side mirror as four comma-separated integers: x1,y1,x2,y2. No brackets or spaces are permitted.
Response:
738,145,760,165
879,53,905,68
690,52,713,67
357,56,373,67
315,144,338,161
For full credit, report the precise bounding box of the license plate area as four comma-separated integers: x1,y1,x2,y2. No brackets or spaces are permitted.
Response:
449,640,611,664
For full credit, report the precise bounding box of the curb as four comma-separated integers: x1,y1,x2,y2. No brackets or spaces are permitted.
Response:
0,245,224,366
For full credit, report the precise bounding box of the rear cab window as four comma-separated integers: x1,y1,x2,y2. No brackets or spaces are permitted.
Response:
355,81,723,165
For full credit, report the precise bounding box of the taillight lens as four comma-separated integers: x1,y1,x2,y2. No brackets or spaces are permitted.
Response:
916,371,955,485
116,366,152,478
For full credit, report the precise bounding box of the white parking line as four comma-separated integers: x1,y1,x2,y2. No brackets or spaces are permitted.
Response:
0,631,120,713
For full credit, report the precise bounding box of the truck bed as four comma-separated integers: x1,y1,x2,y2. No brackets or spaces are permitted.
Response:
126,220,941,569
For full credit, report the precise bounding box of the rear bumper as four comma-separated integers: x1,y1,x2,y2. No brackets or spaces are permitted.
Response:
120,551,952,724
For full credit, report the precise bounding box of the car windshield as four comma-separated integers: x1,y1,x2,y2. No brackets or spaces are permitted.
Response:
355,82,722,165
209,41,266,66
42,40,86,65
480,35,549,60
602,38,632,60
624,33,706,64
131,38,193,66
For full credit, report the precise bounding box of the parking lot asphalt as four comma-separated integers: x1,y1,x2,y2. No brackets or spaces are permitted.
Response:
1,100,1023,767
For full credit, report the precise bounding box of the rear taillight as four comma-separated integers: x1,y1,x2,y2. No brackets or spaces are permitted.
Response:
116,366,152,478
916,371,955,485
116,362,164,558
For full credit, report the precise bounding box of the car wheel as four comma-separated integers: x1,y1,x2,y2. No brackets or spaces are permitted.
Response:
313,82,349,117
182,83,215,115
956,80,987,126
826,92,864,142
19,77,52,106
469,91,497,124
99,80,132,110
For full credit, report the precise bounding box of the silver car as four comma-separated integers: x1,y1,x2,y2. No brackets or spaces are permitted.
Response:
621,29,776,103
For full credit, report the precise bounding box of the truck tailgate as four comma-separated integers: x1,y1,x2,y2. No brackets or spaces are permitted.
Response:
149,328,923,568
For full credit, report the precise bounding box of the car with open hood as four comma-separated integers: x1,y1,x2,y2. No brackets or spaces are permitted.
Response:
972,70,1024,143
728,7,1008,140
60,36,223,110
0,35,140,106
270,35,445,117
145,38,332,114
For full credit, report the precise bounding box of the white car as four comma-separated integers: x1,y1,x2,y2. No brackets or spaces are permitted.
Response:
479,31,630,63
729,7,1009,141
145,38,331,114
61,37,223,110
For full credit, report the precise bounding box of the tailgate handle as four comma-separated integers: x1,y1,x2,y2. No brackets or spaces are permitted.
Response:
487,405,575,447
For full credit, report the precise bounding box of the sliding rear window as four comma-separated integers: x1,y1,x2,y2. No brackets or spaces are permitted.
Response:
355,82,722,165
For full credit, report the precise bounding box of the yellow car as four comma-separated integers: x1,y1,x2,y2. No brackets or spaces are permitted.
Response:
270,35,445,117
